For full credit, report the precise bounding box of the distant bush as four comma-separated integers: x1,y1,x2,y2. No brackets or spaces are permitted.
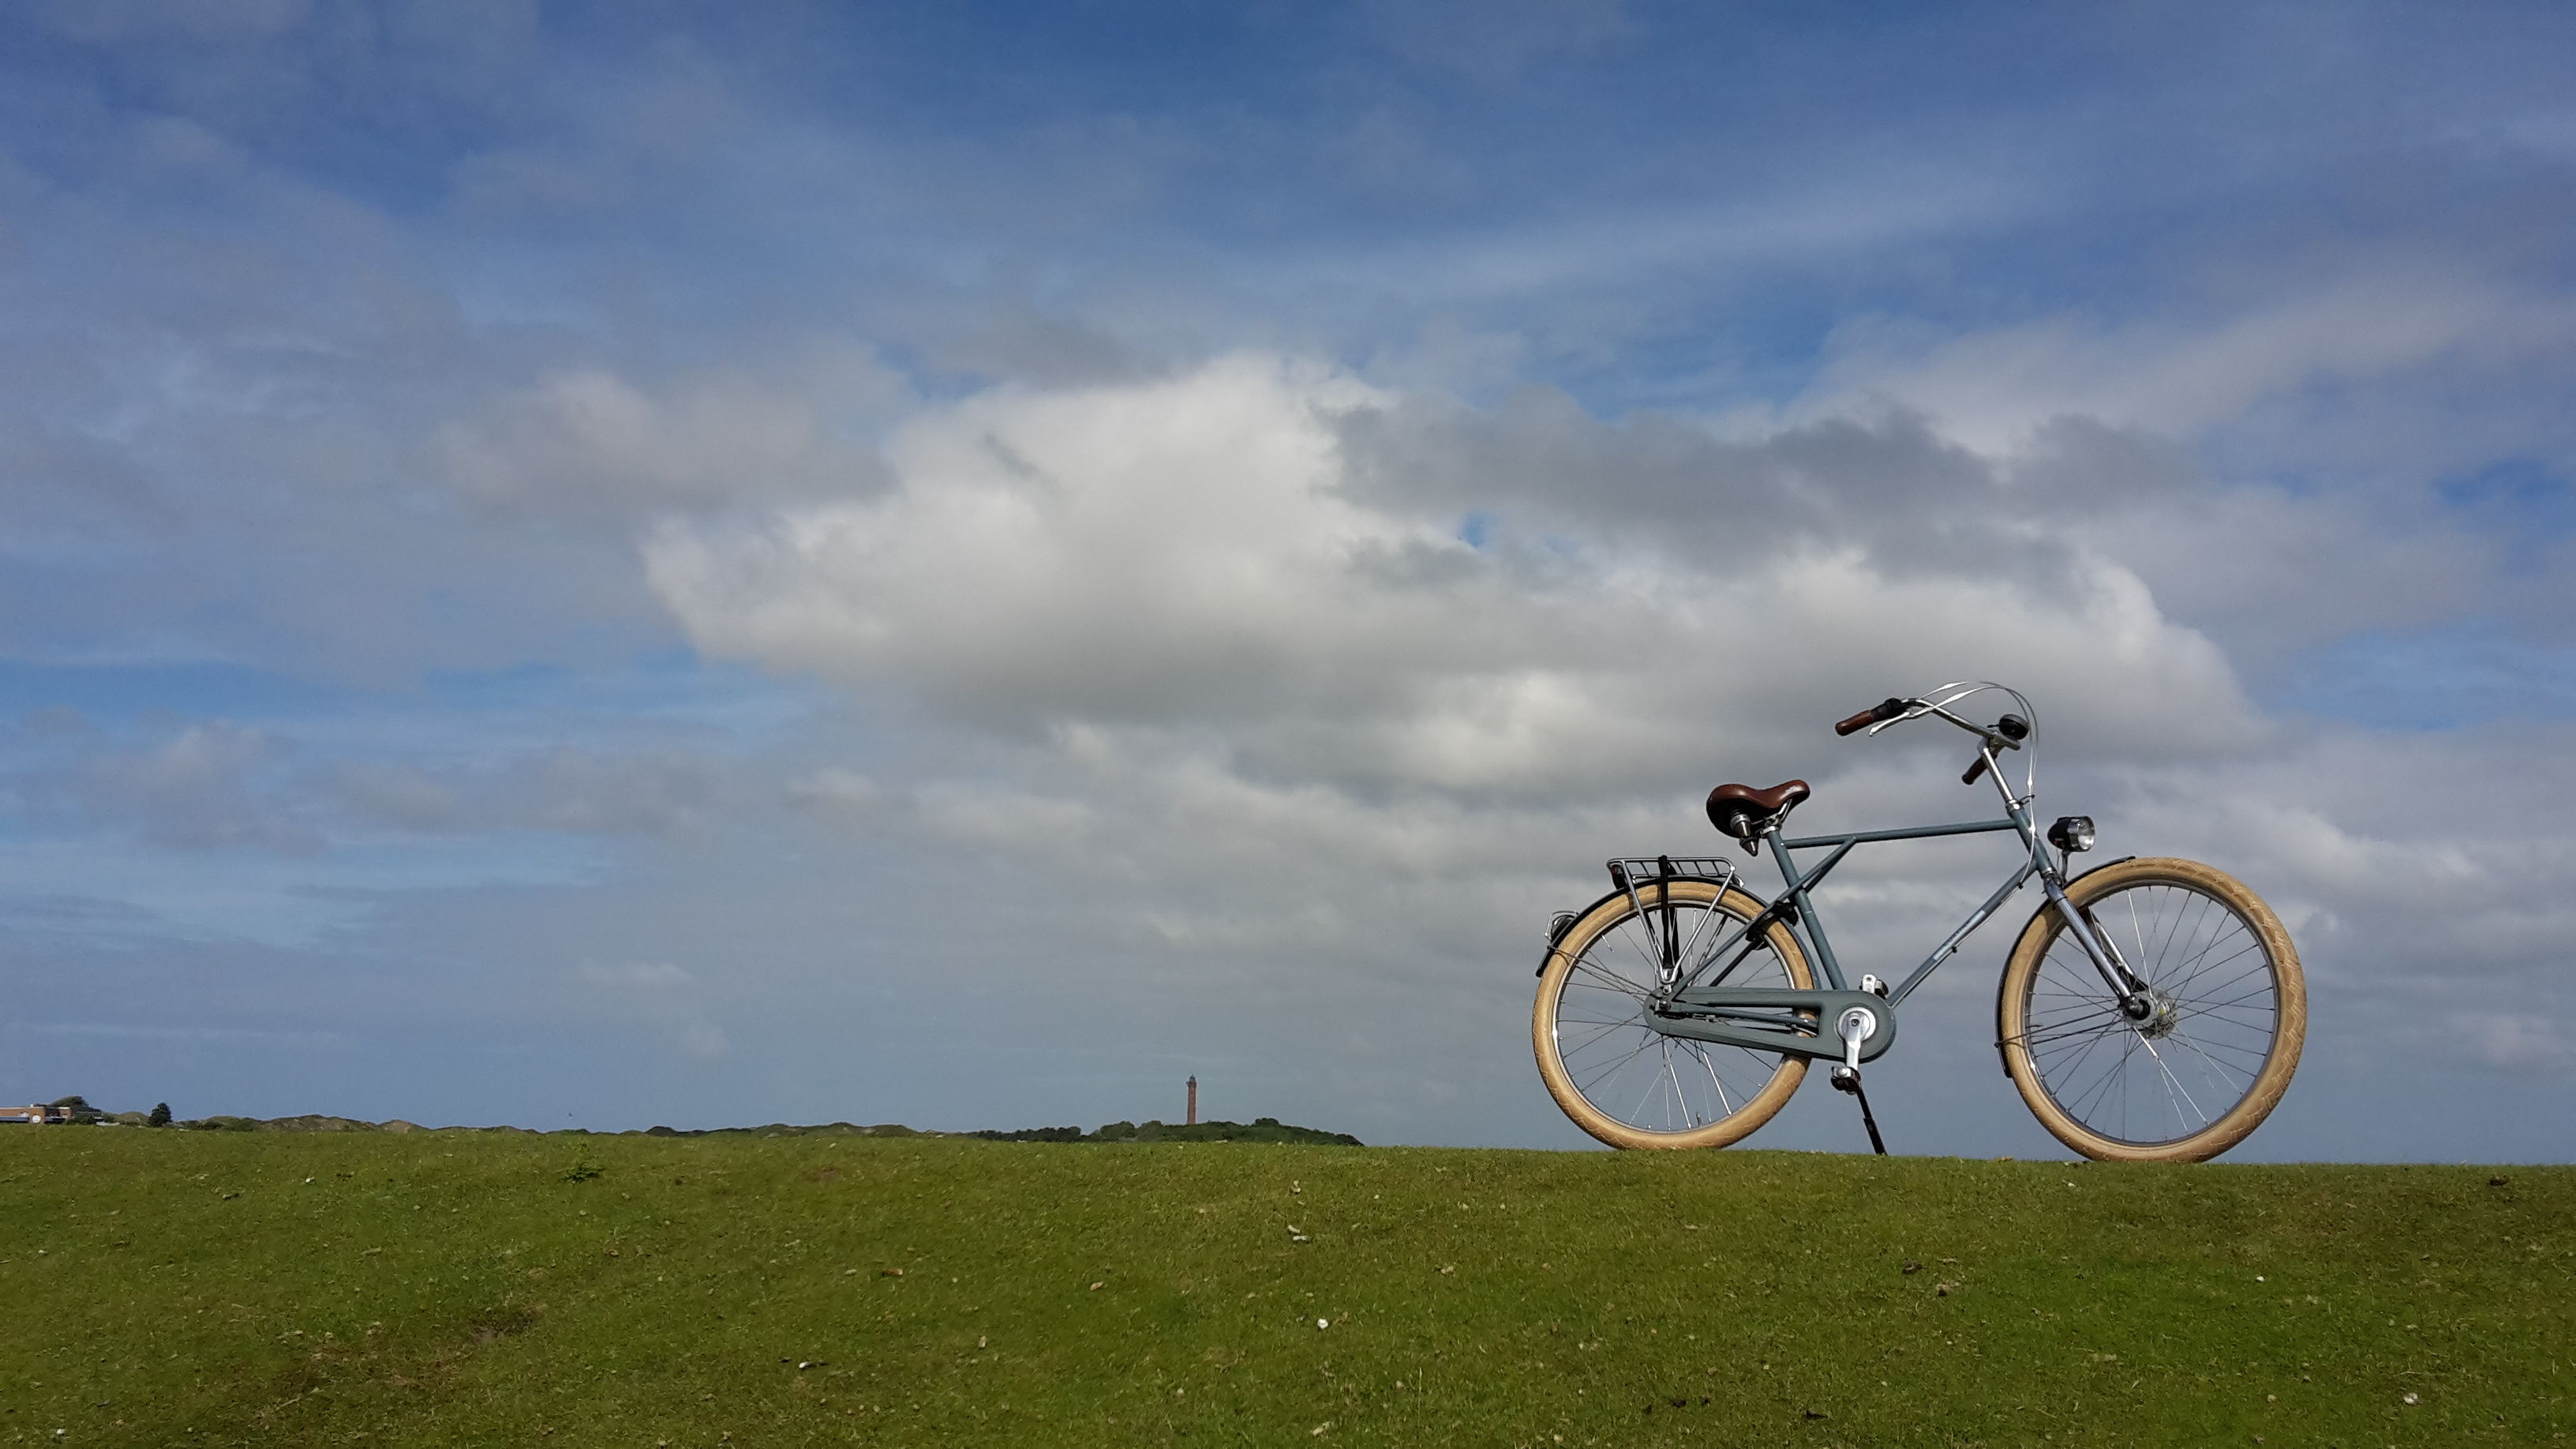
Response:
99,1110,1355,1144
972,1118,1361,1146
638,1122,919,1139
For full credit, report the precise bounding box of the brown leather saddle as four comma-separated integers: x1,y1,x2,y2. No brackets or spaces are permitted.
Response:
1705,779,1810,842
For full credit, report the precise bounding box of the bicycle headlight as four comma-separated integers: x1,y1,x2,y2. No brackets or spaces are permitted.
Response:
2048,815,2095,854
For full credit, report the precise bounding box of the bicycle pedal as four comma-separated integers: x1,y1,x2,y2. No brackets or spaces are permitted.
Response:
1829,1065,1860,1094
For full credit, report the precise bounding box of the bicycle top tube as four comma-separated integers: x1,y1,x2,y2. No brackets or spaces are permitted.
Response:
1752,808,2046,999
1778,817,2024,852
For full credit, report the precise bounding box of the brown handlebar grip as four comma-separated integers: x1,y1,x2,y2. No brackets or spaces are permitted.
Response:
1962,754,1990,785
1835,710,1879,736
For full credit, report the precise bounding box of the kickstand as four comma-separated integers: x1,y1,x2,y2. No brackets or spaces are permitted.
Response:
1830,1066,1889,1155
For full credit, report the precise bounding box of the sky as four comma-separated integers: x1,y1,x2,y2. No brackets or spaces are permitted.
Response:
2,1,2573,1160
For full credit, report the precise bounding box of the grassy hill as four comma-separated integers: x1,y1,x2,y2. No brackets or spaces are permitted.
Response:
1,1130,2566,1447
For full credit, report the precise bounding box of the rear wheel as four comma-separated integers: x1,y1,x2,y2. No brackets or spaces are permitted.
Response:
1999,857,2303,1163
1533,879,1813,1150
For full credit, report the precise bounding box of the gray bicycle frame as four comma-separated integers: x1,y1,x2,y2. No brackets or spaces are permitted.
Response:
1646,687,2140,1062
1768,811,2037,1001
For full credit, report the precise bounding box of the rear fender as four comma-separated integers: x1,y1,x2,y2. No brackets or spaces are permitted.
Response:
1538,886,1634,977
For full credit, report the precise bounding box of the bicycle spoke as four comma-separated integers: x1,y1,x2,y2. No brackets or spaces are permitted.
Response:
2165,1027,2260,1088
1556,1015,1641,1057
1630,1045,1677,1129
1568,957,1652,1000
1614,904,1672,985
2136,1033,2209,1129
2055,1023,2133,1121
1574,1040,1662,1100
1661,1040,1695,1129
2054,1028,2130,1127
1694,1044,1739,1117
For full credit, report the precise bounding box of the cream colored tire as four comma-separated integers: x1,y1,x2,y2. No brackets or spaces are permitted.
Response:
1534,879,1813,1150
2000,857,2304,1163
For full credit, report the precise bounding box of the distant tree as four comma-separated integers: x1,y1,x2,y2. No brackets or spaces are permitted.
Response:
149,1102,172,1127
47,1095,106,1123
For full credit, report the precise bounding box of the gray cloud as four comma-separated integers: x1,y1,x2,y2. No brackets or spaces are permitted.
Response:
326,749,736,838
10,715,751,853
578,961,730,1061
32,722,323,854
437,358,903,517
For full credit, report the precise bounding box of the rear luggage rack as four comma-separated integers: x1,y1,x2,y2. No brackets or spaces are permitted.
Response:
1608,855,1739,944
1608,856,1739,888
1541,856,1747,979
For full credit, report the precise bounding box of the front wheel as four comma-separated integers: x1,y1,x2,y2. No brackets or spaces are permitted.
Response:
1999,857,2304,1163
1534,878,1814,1150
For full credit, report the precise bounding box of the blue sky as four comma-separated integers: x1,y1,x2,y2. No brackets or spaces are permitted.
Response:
2,1,2573,1159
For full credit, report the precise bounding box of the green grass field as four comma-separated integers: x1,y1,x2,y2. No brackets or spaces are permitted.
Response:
2,1129,2567,1447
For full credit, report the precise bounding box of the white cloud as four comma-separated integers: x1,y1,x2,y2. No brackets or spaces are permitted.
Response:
648,353,2256,803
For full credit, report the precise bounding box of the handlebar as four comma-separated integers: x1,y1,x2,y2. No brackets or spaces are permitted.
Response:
1831,680,2041,802
1834,698,1911,736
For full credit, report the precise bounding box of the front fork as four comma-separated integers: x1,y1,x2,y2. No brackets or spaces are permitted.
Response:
1983,744,2152,1013
2039,870,2151,1012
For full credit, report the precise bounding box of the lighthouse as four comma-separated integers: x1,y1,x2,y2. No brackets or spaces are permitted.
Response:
1186,1075,1198,1126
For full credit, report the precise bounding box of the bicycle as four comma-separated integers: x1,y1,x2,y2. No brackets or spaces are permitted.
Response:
1531,683,2304,1163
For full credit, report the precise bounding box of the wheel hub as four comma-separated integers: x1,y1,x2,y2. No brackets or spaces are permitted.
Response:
2130,987,2181,1039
